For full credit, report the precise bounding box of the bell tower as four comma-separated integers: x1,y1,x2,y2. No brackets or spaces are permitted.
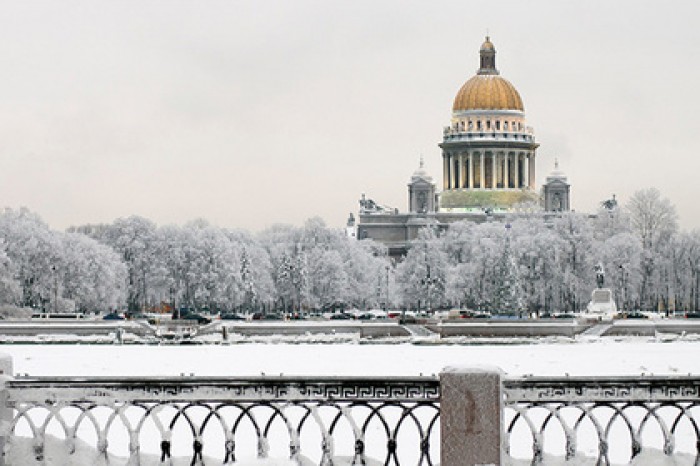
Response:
408,157,436,214
543,160,570,212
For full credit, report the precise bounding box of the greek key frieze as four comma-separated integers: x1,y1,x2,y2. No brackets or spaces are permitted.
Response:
505,377,700,403
6,378,440,405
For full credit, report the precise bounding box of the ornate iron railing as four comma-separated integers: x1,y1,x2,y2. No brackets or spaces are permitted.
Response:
503,376,700,464
4,371,700,465
3,376,441,465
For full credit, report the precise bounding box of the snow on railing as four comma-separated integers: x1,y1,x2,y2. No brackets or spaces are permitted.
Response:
1,376,441,465
504,375,700,464
1,365,700,465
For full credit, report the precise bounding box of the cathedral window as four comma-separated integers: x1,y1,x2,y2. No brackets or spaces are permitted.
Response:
477,121,482,131
495,121,501,131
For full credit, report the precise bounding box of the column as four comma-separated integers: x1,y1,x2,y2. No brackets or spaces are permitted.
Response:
443,155,449,190
459,153,466,188
449,154,456,190
479,153,485,189
440,366,504,466
498,152,505,188
504,153,510,189
514,153,520,188
529,153,536,189
454,156,459,189
468,153,474,189
491,153,496,189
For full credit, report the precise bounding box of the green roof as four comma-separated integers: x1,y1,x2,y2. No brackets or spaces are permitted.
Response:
439,190,539,209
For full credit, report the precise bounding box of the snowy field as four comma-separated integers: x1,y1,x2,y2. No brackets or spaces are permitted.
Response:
4,338,700,377
3,340,700,465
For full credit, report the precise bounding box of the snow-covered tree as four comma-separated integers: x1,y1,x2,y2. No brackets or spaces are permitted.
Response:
0,208,62,310
0,239,20,305
491,226,523,314
597,232,642,311
97,216,160,312
59,232,127,312
550,213,597,312
626,188,678,311
396,227,447,311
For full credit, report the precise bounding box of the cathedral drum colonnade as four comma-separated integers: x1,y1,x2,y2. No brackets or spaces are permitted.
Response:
439,37,539,211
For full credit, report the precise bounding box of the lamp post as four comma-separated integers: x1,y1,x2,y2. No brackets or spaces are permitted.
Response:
384,265,390,312
52,265,58,314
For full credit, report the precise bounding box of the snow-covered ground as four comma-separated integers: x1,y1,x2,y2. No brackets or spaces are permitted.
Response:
4,338,700,377
3,340,699,465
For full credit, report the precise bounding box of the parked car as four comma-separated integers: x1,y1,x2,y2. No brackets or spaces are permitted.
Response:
491,312,522,320
252,312,283,321
181,313,212,325
616,312,648,319
329,313,353,320
685,312,700,319
33,313,87,320
103,312,124,321
368,309,389,319
220,313,246,321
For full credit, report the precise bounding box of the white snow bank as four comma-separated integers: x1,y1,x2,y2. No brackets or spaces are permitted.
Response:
508,449,695,465
6,435,381,466
9,436,694,465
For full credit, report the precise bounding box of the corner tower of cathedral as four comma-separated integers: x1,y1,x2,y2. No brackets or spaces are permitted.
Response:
439,37,539,212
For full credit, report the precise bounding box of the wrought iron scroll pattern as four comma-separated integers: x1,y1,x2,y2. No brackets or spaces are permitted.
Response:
3,377,440,465
504,377,700,464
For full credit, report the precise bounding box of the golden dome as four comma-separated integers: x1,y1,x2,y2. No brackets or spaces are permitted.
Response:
480,36,495,51
452,74,524,112
452,37,524,112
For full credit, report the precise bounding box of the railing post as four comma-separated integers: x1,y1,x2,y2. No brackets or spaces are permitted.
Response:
0,354,13,466
440,366,504,466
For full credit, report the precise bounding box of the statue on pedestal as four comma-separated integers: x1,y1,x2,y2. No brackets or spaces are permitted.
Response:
595,263,605,288
586,263,616,318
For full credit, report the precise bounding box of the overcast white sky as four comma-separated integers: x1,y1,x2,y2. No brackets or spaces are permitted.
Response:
1,1,699,232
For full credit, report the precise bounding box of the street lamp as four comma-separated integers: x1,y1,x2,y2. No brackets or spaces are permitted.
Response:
618,264,627,312
385,265,390,312
52,265,58,314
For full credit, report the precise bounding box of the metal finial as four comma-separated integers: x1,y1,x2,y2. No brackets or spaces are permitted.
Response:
419,154,424,169
554,158,559,170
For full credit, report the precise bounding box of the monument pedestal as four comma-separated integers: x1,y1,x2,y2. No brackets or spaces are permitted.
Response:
586,288,617,317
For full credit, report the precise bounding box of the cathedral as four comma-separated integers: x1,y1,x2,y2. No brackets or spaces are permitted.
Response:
353,37,570,258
